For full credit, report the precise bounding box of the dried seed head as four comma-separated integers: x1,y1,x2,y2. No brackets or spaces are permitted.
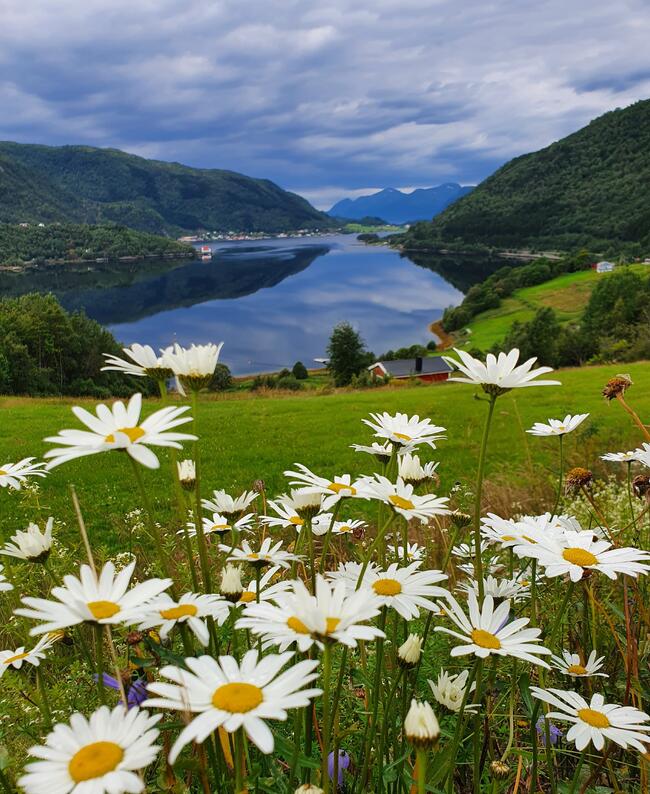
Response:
602,374,632,401
450,510,472,529
632,474,650,499
126,631,145,646
252,479,266,494
490,761,510,780
564,467,593,493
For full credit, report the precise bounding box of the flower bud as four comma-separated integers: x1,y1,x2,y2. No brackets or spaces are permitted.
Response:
398,633,423,668
177,459,196,491
404,699,440,749
220,563,244,602
490,760,510,780
294,786,324,794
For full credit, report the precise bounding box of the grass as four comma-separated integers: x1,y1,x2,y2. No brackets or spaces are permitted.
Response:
455,264,650,351
2,360,649,552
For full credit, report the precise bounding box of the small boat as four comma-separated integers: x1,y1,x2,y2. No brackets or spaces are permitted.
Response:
200,245,211,254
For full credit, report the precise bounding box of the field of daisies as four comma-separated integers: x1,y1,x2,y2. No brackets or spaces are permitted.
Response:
1,342,649,794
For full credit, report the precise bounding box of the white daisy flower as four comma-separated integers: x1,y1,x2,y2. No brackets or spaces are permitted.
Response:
1,517,54,563
0,634,57,677
102,343,173,379
0,563,13,593
327,560,381,591
398,453,439,485
221,537,302,569
428,669,477,713
434,592,551,667
0,457,46,490
362,412,446,450
126,592,232,647
457,560,504,578
451,541,491,559
309,514,366,537
526,414,589,437
513,530,650,582
457,575,530,603
481,512,573,548
442,348,560,394
531,687,650,752
404,699,440,747
145,649,321,759
389,542,424,562
238,567,292,605
261,491,322,530
16,560,172,634
202,489,258,520
634,442,650,468
184,512,254,539
284,464,364,510
551,650,608,679
356,561,448,620
19,705,161,794
600,450,638,463
350,441,394,462
43,393,196,470
358,475,450,523
161,342,223,392
237,575,384,650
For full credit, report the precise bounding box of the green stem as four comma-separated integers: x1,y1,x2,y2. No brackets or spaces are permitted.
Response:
472,660,485,794
0,769,13,794
322,643,333,794
569,749,586,794
553,434,564,515
35,667,52,730
319,502,342,574
474,394,498,600
356,609,388,790
444,660,479,792
234,727,246,794
306,517,316,594
289,708,303,787
356,514,397,588
377,667,405,788
416,749,428,794
190,390,212,593
94,625,106,706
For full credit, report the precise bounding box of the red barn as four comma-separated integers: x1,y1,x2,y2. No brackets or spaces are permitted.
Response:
368,356,452,383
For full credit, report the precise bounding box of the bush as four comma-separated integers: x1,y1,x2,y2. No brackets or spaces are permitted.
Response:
292,361,308,380
276,375,302,391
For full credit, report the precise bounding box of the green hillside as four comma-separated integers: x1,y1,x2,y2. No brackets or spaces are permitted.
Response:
402,99,650,252
0,142,334,234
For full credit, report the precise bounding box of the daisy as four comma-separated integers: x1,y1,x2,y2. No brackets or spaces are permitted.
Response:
362,412,446,450
145,649,321,759
601,450,639,463
434,592,551,667
19,705,161,794
442,348,560,394
221,537,302,569
327,560,381,591
526,414,589,437
236,576,384,650
513,530,650,581
350,441,394,463
0,563,13,593
202,489,258,520
43,393,196,470
0,634,57,677
551,650,608,679
356,561,448,620
404,700,440,748
127,592,232,647
451,540,491,559
358,475,450,523
634,442,650,468
261,492,320,531
428,669,477,713
1,517,54,563
312,513,366,537
0,457,47,490
184,512,254,539
161,342,223,392
531,688,650,752
102,343,173,380
390,542,424,562
457,576,530,603
398,453,439,486
284,464,363,510
16,560,172,634
238,567,292,604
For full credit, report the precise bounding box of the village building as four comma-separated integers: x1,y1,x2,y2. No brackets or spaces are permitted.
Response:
368,356,453,383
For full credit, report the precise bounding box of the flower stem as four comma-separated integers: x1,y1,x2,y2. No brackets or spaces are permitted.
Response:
321,642,333,794
553,434,564,515
416,749,428,794
234,727,246,794
474,394,497,600
94,625,106,705
35,667,52,730
190,390,213,593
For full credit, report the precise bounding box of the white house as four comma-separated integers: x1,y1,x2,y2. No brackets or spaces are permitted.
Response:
595,261,615,273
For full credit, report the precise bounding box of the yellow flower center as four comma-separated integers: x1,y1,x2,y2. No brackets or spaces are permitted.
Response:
104,426,146,444
338,525,353,533
0,469,6,476
159,604,198,620
567,664,588,675
471,629,502,650
287,616,310,634
389,494,415,510
522,536,537,544
326,617,341,633
373,578,402,596
248,553,259,560
3,652,29,665
562,548,598,567
577,708,610,728
393,432,412,441
212,682,263,713
68,741,124,782
209,523,230,532
328,482,356,495
501,535,516,541
87,600,121,620
289,516,304,526
239,591,256,603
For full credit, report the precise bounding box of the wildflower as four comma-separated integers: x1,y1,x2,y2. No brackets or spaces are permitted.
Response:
564,467,593,493
526,413,589,436
551,650,608,678
202,488,257,520
358,474,450,523
1,517,54,563
327,750,351,788
398,634,423,668
261,491,322,530
490,760,510,779
0,457,47,490
600,450,638,463
18,705,161,794
536,716,562,746
238,566,291,604
531,687,650,751
161,342,223,392
102,343,173,380
184,512,253,539
284,464,364,510
237,575,384,650
0,635,57,676
362,411,446,450
457,575,529,603
602,374,632,401
390,542,424,561
398,452,439,486
312,514,367,537
43,393,196,470
146,649,322,759
222,537,302,570
127,593,231,647
220,564,244,603
0,563,13,592
355,561,448,620
177,459,196,490
97,674,149,709
428,669,477,713
450,510,472,529
350,440,393,463
442,348,560,395
451,540,491,559
404,699,440,748
16,561,172,634
434,592,551,667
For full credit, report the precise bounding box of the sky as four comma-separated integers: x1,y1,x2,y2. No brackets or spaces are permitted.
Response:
1,0,650,208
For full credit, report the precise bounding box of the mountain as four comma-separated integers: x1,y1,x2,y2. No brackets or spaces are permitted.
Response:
328,184,473,224
402,99,650,251
0,142,334,234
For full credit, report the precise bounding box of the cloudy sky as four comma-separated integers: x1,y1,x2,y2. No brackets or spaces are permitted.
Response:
1,0,649,207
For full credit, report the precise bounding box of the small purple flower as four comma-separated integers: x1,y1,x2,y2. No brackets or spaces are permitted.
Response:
328,750,351,788
93,674,148,709
536,716,562,746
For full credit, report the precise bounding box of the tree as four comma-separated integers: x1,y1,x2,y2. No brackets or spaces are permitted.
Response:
210,363,232,391
326,322,371,386
502,307,562,367
292,361,308,380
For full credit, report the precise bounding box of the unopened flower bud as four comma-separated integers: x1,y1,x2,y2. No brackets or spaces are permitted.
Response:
450,510,472,529
398,634,423,668
177,459,196,491
490,760,510,780
294,786,324,794
404,699,440,749
564,467,593,494
602,374,632,401
220,563,244,602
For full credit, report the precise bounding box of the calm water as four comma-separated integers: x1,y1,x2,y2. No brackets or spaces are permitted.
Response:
0,235,506,374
